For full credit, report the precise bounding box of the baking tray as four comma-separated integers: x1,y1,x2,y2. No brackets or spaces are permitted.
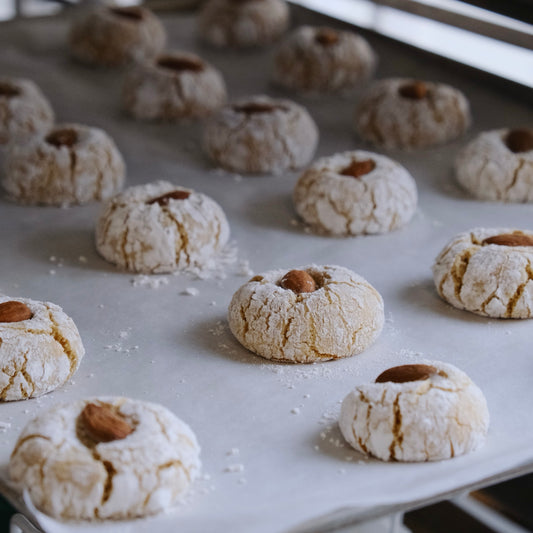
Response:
1,5,533,533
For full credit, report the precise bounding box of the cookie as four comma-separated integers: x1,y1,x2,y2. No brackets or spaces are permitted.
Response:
0,296,84,401
3,123,125,206
9,397,201,519
122,51,227,120
455,128,533,202
433,228,533,318
69,5,166,66
96,180,230,273
198,0,289,48
355,78,471,149
203,95,319,174
293,150,417,235
273,26,376,94
339,361,489,461
0,77,54,145
228,264,384,363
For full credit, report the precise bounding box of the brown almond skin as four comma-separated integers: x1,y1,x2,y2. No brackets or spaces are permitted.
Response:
375,364,437,384
280,270,317,293
0,82,20,98
46,128,78,148
505,128,533,153
398,81,428,100
483,233,533,247
109,6,144,20
0,301,33,323
315,28,339,46
80,403,133,443
340,159,376,178
157,56,204,73
147,190,191,206
234,102,285,115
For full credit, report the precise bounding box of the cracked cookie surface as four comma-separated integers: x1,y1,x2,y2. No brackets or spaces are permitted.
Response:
339,361,489,461
432,228,533,318
273,26,376,94
293,150,417,235
69,5,166,66
96,180,230,273
0,295,84,401
455,129,533,202
3,123,125,206
0,77,54,145
228,264,384,363
203,95,319,174
198,0,289,48
122,50,227,120
9,397,201,519
355,78,471,150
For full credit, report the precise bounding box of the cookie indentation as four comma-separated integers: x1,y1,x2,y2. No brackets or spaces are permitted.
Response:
482,233,533,247
280,270,317,293
46,128,78,148
340,159,376,178
157,56,204,73
505,128,533,153
0,301,33,323
375,364,437,384
147,190,191,206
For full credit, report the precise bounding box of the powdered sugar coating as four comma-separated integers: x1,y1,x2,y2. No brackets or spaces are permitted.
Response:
198,0,289,48
3,123,125,205
273,26,377,94
293,150,417,235
122,51,227,120
203,95,319,174
0,295,84,401
433,228,533,318
69,5,166,66
339,360,489,462
9,397,201,519
355,78,471,150
228,264,384,363
96,180,230,273
0,77,54,145
455,129,533,202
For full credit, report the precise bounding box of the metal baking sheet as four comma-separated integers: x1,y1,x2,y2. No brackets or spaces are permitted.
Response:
1,5,533,533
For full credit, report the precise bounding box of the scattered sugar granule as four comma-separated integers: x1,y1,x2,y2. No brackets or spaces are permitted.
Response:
131,275,169,289
238,478,247,485
224,464,244,473
49,270,56,275
182,287,199,296
49,256,57,262
290,219,299,226
98,304,104,309
338,469,346,475
0,422,11,431
291,407,301,415
78,256,87,263
210,301,217,306
303,394,311,399
238,260,254,277
119,331,129,339
226,448,240,457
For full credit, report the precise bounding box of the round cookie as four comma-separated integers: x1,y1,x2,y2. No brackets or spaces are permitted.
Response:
293,150,417,235
9,397,201,519
122,50,227,120
3,123,125,206
339,361,489,462
0,77,54,145
96,180,230,274
203,95,319,174
433,228,533,318
273,26,376,94
455,128,533,202
0,296,84,401
198,0,289,48
69,5,166,66
228,264,384,363
355,78,471,149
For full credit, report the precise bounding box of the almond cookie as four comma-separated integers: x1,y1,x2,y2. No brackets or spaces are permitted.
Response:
433,228,533,318
293,150,417,235
3,123,125,206
96,180,230,274
355,78,471,150
273,26,376,94
0,77,54,145
122,50,227,120
339,361,489,462
9,397,201,519
455,128,533,202
69,5,166,66
198,0,289,48
0,296,84,401
203,95,319,174
228,264,384,363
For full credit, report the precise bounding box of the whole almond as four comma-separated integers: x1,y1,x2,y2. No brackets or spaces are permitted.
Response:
315,28,339,46
157,56,204,73
46,128,78,148
482,233,533,247
0,301,33,323
109,6,144,20
0,82,20,98
505,128,533,153
398,81,428,100
80,403,134,443
234,102,285,115
280,270,317,293
375,364,437,384
340,159,376,178
147,190,191,206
